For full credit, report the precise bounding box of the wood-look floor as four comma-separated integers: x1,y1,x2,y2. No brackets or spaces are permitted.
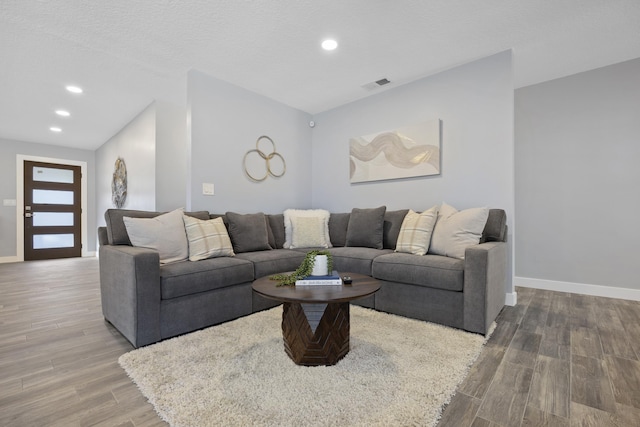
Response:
0,258,166,427
2,258,640,426
439,286,640,426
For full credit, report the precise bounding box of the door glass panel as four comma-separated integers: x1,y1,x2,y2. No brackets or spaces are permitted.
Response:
33,234,74,249
32,189,74,205
32,166,74,183
32,212,74,227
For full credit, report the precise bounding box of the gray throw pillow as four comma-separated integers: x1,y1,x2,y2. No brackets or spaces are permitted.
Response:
267,214,285,249
122,208,189,264
383,209,409,249
225,212,271,253
328,213,350,247
105,209,209,246
345,206,386,249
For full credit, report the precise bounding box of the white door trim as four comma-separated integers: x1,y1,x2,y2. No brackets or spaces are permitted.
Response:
16,155,89,261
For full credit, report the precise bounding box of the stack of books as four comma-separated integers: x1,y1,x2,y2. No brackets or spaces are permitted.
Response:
295,270,343,286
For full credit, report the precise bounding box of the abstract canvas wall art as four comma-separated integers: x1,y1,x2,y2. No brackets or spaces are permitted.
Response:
349,119,441,183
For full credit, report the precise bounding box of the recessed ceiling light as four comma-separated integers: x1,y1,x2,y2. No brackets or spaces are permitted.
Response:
50,126,62,132
321,39,338,51
65,85,83,94
55,109,70,117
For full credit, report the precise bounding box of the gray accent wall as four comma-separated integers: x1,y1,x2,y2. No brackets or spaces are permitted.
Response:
515,57,640,291
187,69,313,214
311,51,515,297
0,138,96,259
310,51,514,214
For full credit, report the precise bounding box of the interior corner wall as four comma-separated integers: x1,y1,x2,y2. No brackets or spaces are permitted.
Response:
95,102,156,231
515,57,640,292
155,99,188,211
0,138,96,259
187,69,313,214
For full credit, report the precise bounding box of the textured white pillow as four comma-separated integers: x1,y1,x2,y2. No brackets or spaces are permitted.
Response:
183,216,235,261
283,209,331,249
123,208,188,264
290,216,328,248
395,206,439,256
429,203,489,259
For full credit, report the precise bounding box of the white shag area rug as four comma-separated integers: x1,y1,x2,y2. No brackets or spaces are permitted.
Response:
119,306,491,427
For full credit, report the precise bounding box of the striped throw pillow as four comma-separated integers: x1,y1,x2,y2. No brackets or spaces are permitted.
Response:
395,206,439,256
183,216,235,261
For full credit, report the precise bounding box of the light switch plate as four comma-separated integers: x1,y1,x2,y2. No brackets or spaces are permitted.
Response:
3,199,17,206
202,183,215,196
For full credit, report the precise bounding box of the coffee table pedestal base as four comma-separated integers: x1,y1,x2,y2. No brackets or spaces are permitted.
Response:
281,302,350,366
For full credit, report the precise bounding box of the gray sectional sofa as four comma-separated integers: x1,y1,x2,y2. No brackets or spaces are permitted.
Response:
98,207,508,348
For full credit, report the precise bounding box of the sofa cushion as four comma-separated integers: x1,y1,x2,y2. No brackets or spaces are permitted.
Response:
123,208,189,264
373,253,464,292
429,203,489,259
383,209,409,249
225,212,271,253
211,212,266,247
266,214,285,249
328,213,350,247
283,209,331,249
236,249,306,279
345,206,386,249
395,207,438,256
105,208,209,246
290,216,329,248
183,216,235,261
326,246,392,275
160,257,254,300
481,209,507,243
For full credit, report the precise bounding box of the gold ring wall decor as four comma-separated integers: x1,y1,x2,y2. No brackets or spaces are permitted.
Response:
243,135,286,181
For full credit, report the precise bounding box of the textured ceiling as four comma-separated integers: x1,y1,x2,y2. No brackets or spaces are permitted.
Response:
1,0,640,150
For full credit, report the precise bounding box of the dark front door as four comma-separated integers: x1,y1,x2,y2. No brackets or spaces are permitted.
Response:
23,161,82,260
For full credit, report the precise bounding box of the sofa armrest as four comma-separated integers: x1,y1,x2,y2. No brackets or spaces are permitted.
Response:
463,241,507,334
99,244,161,347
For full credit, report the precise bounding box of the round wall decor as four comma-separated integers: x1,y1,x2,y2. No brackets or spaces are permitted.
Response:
243,135,286,182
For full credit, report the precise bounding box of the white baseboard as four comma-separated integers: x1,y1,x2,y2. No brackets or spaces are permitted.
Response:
0,253,96,264
505,292,517,306
515,276,640,302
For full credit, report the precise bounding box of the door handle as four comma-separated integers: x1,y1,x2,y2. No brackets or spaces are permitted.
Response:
25,213,32,218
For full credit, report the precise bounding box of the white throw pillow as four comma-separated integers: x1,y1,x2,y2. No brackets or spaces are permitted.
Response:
395,206,439,256
183,216,235,261
123,208,189,264
283,209,331,249
290,216,328,248
429,203,489,259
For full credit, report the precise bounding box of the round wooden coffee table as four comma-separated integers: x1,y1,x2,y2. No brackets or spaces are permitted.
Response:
252,272,380,366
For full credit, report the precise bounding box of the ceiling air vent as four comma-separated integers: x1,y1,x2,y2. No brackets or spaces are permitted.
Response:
361,77,392,91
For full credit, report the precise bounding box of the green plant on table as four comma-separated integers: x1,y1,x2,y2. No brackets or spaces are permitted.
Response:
270,250,333,286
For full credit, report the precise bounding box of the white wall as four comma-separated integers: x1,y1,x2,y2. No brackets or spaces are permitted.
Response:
311,51,514,215
155,99,188,212
187,69,313,214
0,138,95,260
311,51,515,298
95,102,156,231
515,57,640,299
